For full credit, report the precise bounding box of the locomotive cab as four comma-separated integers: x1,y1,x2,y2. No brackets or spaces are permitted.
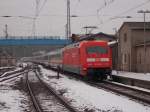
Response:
80,41,112,80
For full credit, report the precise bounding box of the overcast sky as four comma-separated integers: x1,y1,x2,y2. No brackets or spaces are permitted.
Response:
0,0,150,38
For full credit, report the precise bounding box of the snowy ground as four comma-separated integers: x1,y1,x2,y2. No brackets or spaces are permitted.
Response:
112,70,150,81
0,75,31,112
39,66,150,112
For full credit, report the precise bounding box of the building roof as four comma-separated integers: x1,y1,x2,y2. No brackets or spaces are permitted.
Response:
119,22,150,32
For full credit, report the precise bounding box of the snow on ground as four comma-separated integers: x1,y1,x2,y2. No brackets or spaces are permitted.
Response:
39,66,150,112
0,77,30,112
112,70,150,81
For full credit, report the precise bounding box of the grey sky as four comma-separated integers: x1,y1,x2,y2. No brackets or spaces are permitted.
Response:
0,0,150,37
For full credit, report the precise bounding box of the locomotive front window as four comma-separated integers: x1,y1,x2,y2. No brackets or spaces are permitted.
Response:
87,46,108,54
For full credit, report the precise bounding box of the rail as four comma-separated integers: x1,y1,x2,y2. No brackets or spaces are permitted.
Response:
87,80,150,105
26,72,43,112
35,69,79,112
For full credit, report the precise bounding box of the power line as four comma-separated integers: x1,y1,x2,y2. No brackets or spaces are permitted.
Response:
96,0,150,28
97,0,115,27
0,14,134,18
32,0,48,37
72,0,81,15
0,16,34,19
39,0,48,14
118,0,150,16
97,0,115,14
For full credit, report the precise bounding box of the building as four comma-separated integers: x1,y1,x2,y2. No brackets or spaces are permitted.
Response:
118,22,150,72
0,51,16,67
135,41,150,72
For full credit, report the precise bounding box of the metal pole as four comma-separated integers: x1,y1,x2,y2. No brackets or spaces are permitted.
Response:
68,0,71,38
5,24,8,39
143,13,146,73
67,0,71,40
67,0,68,39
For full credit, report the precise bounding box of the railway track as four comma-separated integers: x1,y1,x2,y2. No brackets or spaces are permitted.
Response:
41,65,150,105
0,69,29,82
26,69,79,112
0,67,15,71
26,72,43,112
87,80,150,105
0,67,15,76
0,67,26,78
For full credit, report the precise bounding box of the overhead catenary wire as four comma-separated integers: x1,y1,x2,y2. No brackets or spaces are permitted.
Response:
97,0,115,14
0,16,34,19
32,0,48,37
72,0,81,16
38,0,48,15
2,0,149,37
96,0,150,29
97,0,115,27
118,0,150,16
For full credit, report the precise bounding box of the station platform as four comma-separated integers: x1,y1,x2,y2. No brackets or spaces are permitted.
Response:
112,71,150,90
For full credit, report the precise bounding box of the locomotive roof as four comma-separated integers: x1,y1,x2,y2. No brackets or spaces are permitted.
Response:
64,40,108,49
78,32,116,41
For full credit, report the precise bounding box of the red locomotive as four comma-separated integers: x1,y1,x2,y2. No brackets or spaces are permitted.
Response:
48,40,112,80
30,40,112,80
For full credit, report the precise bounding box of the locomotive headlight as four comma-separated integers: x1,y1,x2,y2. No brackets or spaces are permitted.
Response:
100,58,109,62
87,58,95,62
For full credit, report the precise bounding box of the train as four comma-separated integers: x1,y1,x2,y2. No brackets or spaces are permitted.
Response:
26,40,112,80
